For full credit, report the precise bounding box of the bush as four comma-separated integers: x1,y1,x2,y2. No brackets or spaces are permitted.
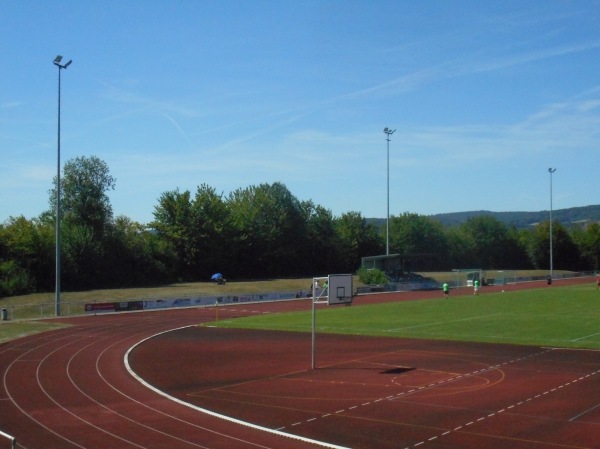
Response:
0,260,34,297
357,267,388,285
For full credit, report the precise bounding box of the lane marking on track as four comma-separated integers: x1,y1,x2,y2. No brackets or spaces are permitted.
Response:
570,401,600,421
279,348,554,432
401,365,600,448
126,328,351,449
279,346,600,448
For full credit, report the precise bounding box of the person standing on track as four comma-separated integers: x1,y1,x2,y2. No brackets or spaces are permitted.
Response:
474,279,480,296
442,282,449,299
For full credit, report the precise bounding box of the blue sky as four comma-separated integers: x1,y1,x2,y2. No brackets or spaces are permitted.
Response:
2,0,600,225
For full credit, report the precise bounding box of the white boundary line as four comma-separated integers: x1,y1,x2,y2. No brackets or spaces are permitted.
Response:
570,332,600,342
124,326,350,449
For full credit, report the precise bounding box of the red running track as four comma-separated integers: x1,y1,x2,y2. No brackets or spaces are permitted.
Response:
1,279,599,448
0,303,332,449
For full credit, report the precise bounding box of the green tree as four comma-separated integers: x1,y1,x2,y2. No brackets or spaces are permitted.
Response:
189,184,232,278
445,225,475,269
526,221,580,270
334,211,383,272
572,223,600,271
104,216,176,286
227,182,306,277
152,188,197,279
46,156,117,289
61,222,103,290
456,216,528,269
299,201,339,275
505,225,532,269
49,156,116,240
152,184,233,280
389,213,449,271
0,216,54,295
552,223,582,270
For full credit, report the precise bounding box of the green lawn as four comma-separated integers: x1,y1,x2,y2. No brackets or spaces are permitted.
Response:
0,321,67,343
215,284,600,350
3,275,597,350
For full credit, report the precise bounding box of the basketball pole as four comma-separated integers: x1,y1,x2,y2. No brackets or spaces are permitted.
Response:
311,293,316,369
311,275,327,370
311,274,353,370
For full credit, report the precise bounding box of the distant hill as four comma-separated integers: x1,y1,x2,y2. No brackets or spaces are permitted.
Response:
368,205,600,229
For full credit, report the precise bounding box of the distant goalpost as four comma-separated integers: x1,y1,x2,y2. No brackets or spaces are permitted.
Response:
311,274,353,369
449,269,521,288
452,268,483,287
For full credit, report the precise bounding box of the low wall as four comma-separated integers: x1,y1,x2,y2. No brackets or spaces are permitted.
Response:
84,289,312,314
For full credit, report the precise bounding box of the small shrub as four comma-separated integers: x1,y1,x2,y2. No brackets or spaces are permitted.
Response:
0,260,34,297
357,267,387,285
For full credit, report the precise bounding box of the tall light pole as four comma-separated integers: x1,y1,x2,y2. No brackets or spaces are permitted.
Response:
548,168,556,281
384,127,395,255
53,55,72,316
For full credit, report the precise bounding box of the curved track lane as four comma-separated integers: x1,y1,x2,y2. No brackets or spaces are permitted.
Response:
1,278,598,449
1,303,338,449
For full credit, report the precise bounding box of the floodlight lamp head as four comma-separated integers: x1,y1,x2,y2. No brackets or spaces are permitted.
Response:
64,60,72,68
548,168,556,173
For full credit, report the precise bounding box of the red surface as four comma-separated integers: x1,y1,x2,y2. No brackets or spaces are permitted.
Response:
1,278,599,449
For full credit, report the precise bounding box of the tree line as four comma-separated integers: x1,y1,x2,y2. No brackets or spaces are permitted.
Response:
1,156,599,297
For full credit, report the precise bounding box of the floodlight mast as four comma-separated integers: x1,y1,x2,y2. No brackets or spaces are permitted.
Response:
384,128,396,255
53,55,72,316
548,168,556,281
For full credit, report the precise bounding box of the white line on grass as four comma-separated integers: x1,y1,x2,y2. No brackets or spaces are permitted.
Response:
386,313,502,332
571,332,600,342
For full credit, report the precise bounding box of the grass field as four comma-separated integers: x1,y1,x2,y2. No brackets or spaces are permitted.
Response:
214,283,600,350
2,272,595,349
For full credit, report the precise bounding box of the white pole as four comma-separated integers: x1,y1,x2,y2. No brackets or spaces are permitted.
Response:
53,56,72,316
548,168,556,280
384,128,395,255
311,294,316,369
55,62,62,316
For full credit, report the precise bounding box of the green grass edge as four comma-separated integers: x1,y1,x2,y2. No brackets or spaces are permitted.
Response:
214,284,600,350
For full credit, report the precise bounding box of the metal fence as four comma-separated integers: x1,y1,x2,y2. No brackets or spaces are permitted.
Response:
1,301,90,321
356,270,596,295
1,289,312,322
1,271,596,321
